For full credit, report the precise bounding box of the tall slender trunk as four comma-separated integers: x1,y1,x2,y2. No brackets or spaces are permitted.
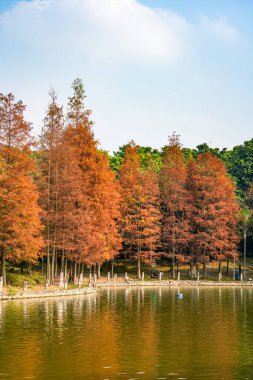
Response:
137,245,141,280
27,262,32,276
52,136,59,284
111,259,114,277
61,250,65,274
244,229,247,280
189,262,193,278
171,247,175,278
97,263,101,279
51,247,55,285
218,261,222,275
203,262,206,278
1,248,6,286
74,262,77,284
46,152,51,284
55,251,58,278
226,260,229,276
69,261,73,281
171,224,175,278
64,257,68,280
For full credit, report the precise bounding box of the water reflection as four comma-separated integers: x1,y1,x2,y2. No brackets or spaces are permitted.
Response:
0,288,253,379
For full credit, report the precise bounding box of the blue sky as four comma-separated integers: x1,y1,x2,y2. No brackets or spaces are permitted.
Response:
1,0,253,152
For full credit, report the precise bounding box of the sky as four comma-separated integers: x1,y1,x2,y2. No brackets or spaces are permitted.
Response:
1,0,253,152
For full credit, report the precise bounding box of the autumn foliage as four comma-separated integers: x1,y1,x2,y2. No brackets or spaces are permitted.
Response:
119,142,161,278
187,152,239,275
160,134,192,277
0,93,43,285
0,83,241,285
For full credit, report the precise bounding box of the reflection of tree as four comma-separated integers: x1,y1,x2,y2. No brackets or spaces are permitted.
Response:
155,288,239,379
235,289,253,378
0,300,43,378
0,288,252,379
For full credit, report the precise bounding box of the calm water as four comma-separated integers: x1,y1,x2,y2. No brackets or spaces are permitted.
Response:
1,287,253,379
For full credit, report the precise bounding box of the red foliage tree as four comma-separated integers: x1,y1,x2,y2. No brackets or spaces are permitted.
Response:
39,90,64,283
187,152,239,276
160,134,192,277
58,79,121,281
0,93,43,285
119,142,161,278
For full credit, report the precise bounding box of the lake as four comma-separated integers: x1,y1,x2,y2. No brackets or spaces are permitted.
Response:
0,287,253,379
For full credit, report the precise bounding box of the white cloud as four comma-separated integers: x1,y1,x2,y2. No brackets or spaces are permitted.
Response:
200,15,238,42
0,1,244,152
0,0,191,64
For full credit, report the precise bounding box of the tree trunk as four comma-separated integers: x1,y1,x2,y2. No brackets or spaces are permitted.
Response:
46,151,51,285
125,253,127,271
219,261,221,273
137,254,141,280
1,248,6,286
64,257,68,280
61,250,65,274
97,263,101,279
171,255,175,278
51,246,55,284
203,262,206,278
46,245,51,285
74,262,77,284
244,229,247,280
69,261,73,282
189,262,193,278
27,262,32,276
55,251,58,278
111,259,114,278
226,260,229,275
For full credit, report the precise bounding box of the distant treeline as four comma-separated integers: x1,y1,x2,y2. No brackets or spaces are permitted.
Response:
0,79,252,286
110,139,253,203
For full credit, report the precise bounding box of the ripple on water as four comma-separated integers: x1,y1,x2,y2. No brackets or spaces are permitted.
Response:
1,288,253,379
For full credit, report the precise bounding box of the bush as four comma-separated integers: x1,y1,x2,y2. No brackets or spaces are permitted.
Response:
6,272,46,287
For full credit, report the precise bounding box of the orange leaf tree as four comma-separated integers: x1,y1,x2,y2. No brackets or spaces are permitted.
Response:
160,134,192,278
0,93,43,285
187,152,239,276
38,90,64,284
119,142,161,279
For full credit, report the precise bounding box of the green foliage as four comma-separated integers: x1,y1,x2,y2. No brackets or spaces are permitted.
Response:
109,139,253,205
224,139,253,192
7,286,18,296
6,272,45,287
109,144,162,173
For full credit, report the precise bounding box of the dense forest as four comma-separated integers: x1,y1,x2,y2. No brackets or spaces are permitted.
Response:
1,78,253,286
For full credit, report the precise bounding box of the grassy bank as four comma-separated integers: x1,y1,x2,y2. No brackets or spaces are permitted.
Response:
2,258,253,289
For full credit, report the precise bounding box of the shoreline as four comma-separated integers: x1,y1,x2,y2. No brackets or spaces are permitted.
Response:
1,279,253,301
97,280,253,288
0,286,97,301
